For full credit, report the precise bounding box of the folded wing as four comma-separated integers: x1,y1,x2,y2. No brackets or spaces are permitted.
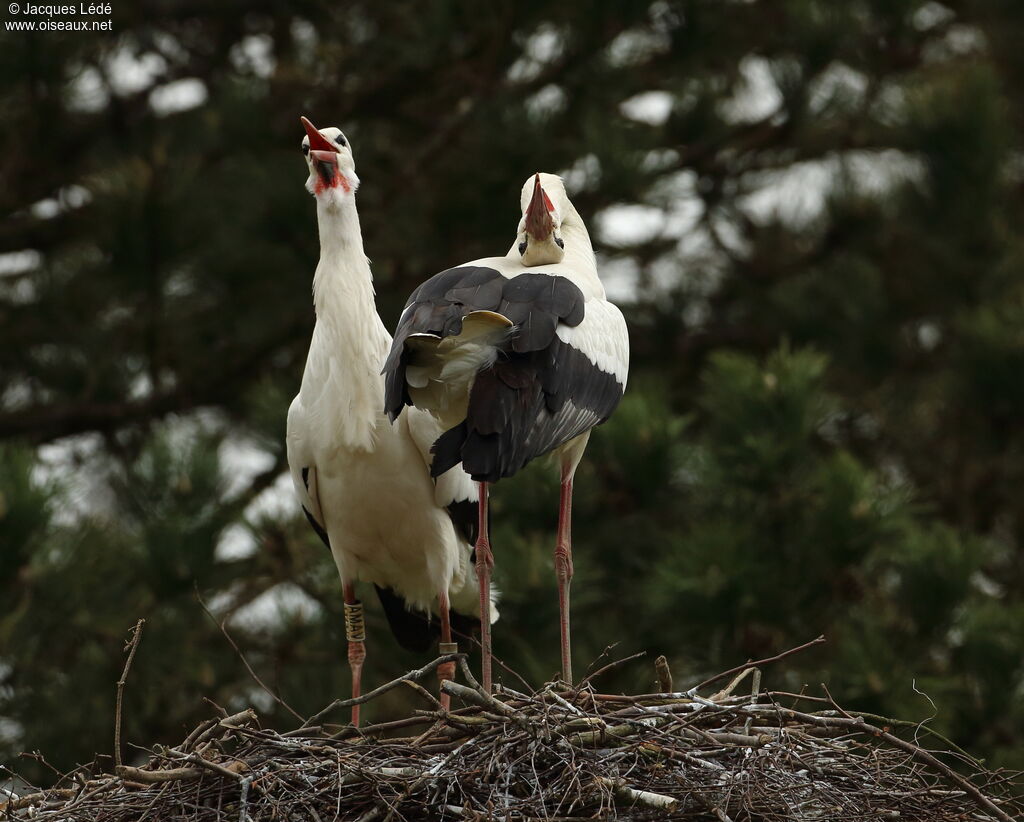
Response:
384,266,628,483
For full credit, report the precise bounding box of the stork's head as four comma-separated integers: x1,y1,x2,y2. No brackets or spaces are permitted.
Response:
300,116,359,208
516,172,566,266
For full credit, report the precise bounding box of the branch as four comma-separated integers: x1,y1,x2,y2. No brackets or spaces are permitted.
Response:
196,589,304,723
303,654,464,728
594,777,679,812
654,655,673,693
115,765,202,784
694,635,826,692
578,651,646,688
114,619,145,769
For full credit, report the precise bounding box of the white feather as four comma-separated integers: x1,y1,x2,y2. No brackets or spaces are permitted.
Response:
555,298,629,387
287,178,496,620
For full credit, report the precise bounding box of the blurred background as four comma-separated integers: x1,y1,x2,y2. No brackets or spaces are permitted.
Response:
3,0,1024,786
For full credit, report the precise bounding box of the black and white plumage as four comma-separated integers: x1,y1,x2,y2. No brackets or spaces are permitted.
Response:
383,173,629,688
286,117,497,722
385,267,624,482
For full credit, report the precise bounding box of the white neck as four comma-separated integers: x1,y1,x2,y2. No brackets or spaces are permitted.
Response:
561,215,597,273
313,195,375,315
301,192,391,452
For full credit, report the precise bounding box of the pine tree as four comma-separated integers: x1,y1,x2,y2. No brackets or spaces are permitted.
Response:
3,0,1024,783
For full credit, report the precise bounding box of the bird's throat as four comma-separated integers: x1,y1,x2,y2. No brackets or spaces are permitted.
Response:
314,164,352,196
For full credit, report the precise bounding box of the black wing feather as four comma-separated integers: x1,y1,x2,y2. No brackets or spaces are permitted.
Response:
384,265,624,483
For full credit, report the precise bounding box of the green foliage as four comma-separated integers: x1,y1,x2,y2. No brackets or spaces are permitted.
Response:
0,446,52,587
2,0,1024,789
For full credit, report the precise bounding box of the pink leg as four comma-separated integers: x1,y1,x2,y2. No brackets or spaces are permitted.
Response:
437,589,456,711
474,482,494,693
555,468,575,685
342,582,366,727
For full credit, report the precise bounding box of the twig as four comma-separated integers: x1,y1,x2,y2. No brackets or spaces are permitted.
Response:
654,655,673,693
711,667,753,701
114,619,145,769
694,635,826,691
0,788,77,812
568,716,669,747
594,776,678,811
186,754,246,781
115,765,203,784
456,655,487,694
196,589,303,723
578,651,646,688
177,718,219,753
399,678,442,708
304,654,463,728
332,715,436,740
193,709,258,748
440,681,531,730
540,685,585,716
17,751,66,784
202,696,228,718
821,682,853,719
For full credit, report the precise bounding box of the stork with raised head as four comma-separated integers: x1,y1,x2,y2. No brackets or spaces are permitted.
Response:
286,117,497,724
383,173,629,690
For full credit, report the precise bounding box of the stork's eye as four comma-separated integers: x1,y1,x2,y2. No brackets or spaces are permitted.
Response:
555,237,564,249
335,135,347,147
518,241,527,255
302,143,309,155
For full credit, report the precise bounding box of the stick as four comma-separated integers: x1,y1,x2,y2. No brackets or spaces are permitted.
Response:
400,678,442,708
594,777,678,811
711,667,754,701
186,754,246,781
440,681,532,731
114,618,145,769
0,788,77,812
304,654,463,728
540,685,585,716
578,651,646,688
115,765,202,784
195,709,258,747
196,590,304,723
332,715,436,740
654,655,672,693
116,757,248,785
568,717,669,747
456,655,487,694
694,635,826,691
178,717,219,753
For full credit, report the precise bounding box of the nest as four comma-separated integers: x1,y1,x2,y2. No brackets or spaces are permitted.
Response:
3,644,1021,821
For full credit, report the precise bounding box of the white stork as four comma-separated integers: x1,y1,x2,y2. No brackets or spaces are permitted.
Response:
383,173,629,690
286,117,497,724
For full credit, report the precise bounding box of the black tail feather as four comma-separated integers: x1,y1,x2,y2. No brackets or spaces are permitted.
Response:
374,585,480,653
430,421,468,478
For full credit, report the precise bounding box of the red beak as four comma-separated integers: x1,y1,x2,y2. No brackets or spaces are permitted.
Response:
524,173,555,241
301,116,339,154
309,149,339,166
